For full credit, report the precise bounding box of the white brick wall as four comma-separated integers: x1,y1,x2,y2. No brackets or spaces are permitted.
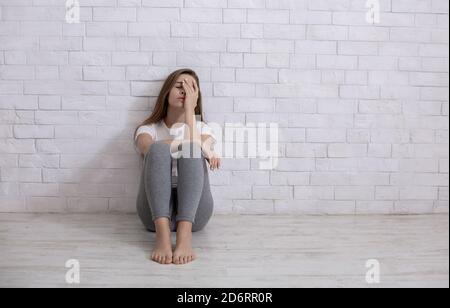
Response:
0,0,448,214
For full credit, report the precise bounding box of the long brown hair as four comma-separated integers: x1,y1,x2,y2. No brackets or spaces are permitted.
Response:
133,68,205,140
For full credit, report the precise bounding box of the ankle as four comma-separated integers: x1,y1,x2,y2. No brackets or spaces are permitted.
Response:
154,217,171,235
177,220,192,232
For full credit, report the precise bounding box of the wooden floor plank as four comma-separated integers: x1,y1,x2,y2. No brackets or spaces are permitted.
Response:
0,213,448,288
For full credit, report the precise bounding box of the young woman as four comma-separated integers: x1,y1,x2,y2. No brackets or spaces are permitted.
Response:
134,69,221,265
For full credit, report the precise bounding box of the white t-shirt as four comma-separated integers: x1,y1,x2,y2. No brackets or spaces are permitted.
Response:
134,119,216,187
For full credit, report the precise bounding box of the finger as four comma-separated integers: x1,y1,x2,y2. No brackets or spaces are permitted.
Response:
182,79,190,92
184,78,194,93
182,80,189,92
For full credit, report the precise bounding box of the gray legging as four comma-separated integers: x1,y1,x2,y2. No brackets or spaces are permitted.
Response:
136,141,214,232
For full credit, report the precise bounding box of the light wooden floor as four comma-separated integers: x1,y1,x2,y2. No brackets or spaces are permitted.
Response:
0,213,448,288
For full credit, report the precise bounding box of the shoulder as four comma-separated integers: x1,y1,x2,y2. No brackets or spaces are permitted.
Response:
137,123,157,131
135,122,158,141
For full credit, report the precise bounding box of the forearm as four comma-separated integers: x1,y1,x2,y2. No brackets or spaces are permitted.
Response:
200,135,215,157
183,109,201,146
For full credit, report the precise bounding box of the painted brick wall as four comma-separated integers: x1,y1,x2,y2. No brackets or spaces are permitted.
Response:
0,0,448,214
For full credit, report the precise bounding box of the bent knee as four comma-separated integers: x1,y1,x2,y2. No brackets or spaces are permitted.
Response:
148,141,170,152
144,141,171,159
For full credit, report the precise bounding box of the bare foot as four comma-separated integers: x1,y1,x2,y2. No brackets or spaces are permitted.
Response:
173,221,196,265
151,218,173,264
